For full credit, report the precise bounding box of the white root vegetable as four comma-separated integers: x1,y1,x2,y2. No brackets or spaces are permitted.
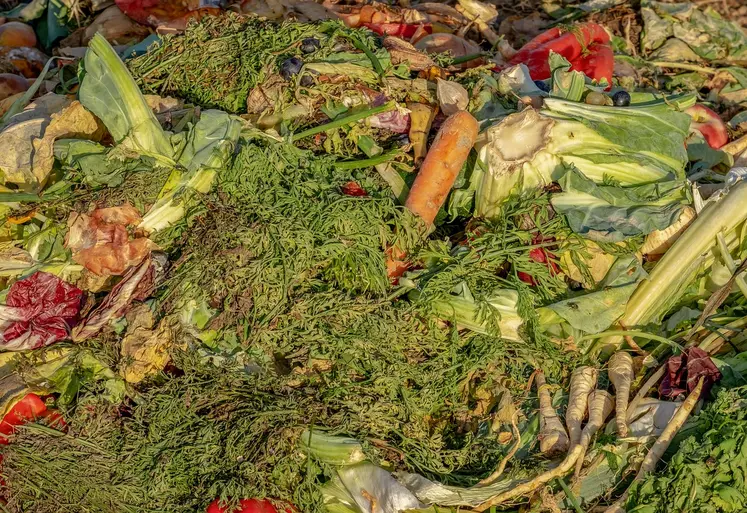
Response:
603,377,704,513
609,352,635,437
566,366,598,450
626,364,667,422
574,390,614,479
536,371,570,457
475,443,585,511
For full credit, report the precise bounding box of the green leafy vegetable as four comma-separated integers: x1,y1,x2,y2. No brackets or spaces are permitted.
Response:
551,167,690,242
475,95,695,218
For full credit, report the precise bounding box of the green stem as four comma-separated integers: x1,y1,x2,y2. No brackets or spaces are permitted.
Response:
650,61,718,75
334,149,401,170
578,330,683,352
350,36,384,76
291,101,396,142
450,53,486,65
0,192,43,203
376,163,409,204
556,478,584,513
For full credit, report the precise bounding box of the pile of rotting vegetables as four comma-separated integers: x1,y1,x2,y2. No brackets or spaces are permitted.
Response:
0,0,744,512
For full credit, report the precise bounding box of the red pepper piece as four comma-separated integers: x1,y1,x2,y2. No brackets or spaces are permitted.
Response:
518,237,561,286
571,42,614,87
207,498,296,513
0,393,47,444
341,181,368,197
509,22,611,83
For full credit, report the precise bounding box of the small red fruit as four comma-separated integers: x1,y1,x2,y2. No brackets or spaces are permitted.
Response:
685,104,729,149
341,181,367,197
206,498,296,513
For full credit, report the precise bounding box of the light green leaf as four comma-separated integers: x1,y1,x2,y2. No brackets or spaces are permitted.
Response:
547,255,646,334
79,34,175,164
549,52,585,102
551,167,690,242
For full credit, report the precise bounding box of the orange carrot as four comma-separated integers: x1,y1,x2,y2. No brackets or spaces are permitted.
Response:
404,110,478,225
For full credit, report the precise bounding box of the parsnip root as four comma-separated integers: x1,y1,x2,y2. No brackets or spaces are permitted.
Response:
603,377,704,513
574,390,614,479
609,352,635,437
536,371,570,457
566,366,598,450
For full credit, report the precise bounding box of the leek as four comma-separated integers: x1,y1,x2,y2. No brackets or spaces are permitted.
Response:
79,34,175,165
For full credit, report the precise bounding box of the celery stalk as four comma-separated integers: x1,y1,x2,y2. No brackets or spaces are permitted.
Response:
601,180,747,353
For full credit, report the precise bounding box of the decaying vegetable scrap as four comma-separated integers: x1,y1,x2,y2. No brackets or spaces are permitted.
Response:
0,0,742,512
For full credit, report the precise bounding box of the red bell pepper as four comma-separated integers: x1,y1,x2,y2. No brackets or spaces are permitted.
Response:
0,393,47,444
363,22,432,39
509,22,613,87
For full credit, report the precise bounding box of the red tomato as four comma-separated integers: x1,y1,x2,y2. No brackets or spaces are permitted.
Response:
206,498,296,513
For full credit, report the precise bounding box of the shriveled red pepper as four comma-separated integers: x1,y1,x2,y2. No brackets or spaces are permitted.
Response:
363,22,432,39
509,22,613,87
0,393,47,444
518,236,561,286
341,181,368,197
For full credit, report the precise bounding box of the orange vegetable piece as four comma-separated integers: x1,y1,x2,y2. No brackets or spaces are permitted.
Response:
0,22,37,48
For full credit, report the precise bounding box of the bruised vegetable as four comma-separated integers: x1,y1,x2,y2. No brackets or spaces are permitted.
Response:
566,366,597,450
405,110,478,225
407,102,435,163
0,73,28,101
609,351,635,437
65,204,156,277
686,104,728,149
536,370,570,456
